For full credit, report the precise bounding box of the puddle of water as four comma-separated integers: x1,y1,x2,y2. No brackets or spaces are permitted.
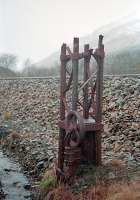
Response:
0,151,31,200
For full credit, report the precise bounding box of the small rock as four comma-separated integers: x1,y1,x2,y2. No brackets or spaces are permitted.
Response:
24,183,31,190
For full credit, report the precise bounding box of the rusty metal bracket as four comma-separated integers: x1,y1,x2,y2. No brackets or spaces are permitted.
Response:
83,49,93,59
93,48,105,59
60,54,71,62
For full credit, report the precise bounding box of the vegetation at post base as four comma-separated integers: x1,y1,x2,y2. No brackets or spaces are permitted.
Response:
40,176,57,191
38,162,140,200
39,175,140,200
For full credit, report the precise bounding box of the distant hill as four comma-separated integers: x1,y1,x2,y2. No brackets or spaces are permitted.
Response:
34,17,140,74
0,66,17,78
105,45,140,74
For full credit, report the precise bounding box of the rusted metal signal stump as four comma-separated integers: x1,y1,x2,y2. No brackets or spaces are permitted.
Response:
57,35,105,182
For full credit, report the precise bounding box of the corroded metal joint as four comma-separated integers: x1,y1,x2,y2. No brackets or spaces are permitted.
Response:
60,54,70,61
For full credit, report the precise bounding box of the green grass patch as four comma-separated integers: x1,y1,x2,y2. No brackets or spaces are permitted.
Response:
40,176,57,191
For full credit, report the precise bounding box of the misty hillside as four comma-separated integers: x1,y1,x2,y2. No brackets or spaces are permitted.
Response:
0,66,17,78
35,17,140,74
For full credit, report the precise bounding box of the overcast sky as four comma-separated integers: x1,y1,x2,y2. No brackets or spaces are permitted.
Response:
0,0,140,68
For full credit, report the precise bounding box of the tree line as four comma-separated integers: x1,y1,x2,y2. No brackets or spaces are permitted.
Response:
0,50,140,77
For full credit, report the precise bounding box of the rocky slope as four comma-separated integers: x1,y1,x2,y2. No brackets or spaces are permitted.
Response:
0,76,139,181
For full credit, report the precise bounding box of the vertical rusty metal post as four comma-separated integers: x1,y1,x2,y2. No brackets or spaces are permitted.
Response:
95,35,104,165
72,38,79,111
58,43,67,171
83,44,90,119
95,35,104,122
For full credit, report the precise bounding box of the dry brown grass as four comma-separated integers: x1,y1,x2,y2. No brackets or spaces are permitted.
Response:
42,169,56,181
106,181,140,200
50,186,77,200
39,160,140,200
4,111,12,120
43,179,140,200
110,159,122,168
87,180,140,200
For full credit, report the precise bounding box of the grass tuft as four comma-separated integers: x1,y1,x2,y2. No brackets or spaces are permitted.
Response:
40,175,57,191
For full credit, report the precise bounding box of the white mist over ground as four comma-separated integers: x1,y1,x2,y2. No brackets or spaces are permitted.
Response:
0,0,140,70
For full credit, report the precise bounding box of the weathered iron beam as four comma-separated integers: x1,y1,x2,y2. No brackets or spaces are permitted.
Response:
58,43,67,171
83,44,90,119
72,38,79,111
95,35,104,122
95,35,104,165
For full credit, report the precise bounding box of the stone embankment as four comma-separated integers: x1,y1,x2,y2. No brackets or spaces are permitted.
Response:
0,76,139,181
